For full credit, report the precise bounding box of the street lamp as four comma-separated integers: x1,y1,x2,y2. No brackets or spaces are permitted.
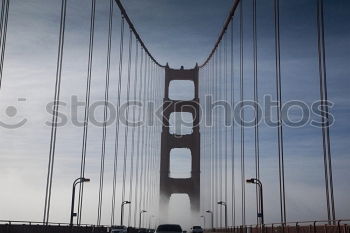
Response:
200,215,206,229
70,177,90,226
205,210,214,229
246,178,264,225
139,210,147,228
217,201,227,229
120,201,131,226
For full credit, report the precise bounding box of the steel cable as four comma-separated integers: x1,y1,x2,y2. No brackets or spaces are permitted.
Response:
77,0,96,224
253,0,261,225
121,29,133,211
97,0,113,225
273,0,286,225
133,47,144,226
230,19,236,227
0,0,10,89
239,1,245,226
111,16,125,226
43,0,67,224
128,41,139,226
316,0,335,223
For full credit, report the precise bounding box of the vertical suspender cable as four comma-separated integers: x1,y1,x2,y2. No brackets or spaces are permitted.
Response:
43,0,67,224
142,56,149,223
316,0,335,223
224,32,228,216
121,29,133,210
145,58,152,215
141,56,150,226
204,63,207,214
145,60,153,213
151,63,157,212
137,50,145,227
208,59,212,218
239,1,245,226
97,0,113,225
218,44,223,228
134,47,144,226
253,0,261,225
214,51,219,227
211,57,215,224
111,16,125,226
273,0,287,225
0,0,6,47
230,19,236,227
150,63,155,212
128,41,139,226
77,0,96,224
0,0,9,89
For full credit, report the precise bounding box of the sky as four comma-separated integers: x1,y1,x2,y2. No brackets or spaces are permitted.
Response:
0,0,349,229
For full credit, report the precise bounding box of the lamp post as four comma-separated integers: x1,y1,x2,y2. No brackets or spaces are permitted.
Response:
246,178,264,225
139,210,147,228
200,215,206,229
205,210,214,229
120,201,131,226
217,201,227,229
70,177,90,226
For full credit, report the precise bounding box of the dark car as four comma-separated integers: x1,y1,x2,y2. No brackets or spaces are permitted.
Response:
138,228,148,233
111,226,128,233
156,224,183,233
191,226,203,233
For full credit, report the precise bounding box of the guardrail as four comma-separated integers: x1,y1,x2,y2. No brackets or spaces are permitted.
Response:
210,219,350,233
0,219,105,227
0,220,110,233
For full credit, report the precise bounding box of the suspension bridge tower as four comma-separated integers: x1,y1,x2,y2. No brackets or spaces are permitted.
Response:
159,65,201,219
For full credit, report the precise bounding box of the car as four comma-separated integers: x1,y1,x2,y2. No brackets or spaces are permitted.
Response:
191,226,203,233
111,225,128,233
156,224,183,233
138,228,148,233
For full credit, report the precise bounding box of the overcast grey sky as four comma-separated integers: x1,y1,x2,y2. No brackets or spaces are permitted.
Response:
0,0,349,228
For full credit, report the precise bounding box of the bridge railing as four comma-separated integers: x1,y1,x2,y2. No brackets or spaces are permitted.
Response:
210,220,350,233
0,219,109,227
0,221,109,233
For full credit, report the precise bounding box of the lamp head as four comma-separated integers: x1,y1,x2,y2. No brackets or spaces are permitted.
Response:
82,178,90,182
246,178,255,184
